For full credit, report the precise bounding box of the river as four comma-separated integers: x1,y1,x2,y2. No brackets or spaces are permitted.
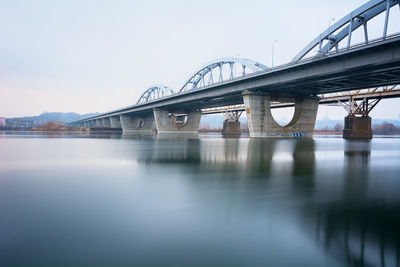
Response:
0,132,399,267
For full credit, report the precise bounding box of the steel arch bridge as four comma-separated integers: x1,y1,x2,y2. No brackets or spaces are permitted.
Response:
135,58,269,104
74,0,400,139
134,0,399,105
178,58,269,93
292,0,400,63
136,85,175,104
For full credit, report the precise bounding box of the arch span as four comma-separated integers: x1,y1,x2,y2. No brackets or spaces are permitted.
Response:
179,58,269,94
292,0,400,63
136,85,175,104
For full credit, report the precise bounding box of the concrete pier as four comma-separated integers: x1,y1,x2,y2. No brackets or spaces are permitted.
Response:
120,113,154,134
102,117,111,128
95,119,103,128
222,120,241,137
110,116,122,128
153,109,201,134
343,115,372,140
243,90,319,137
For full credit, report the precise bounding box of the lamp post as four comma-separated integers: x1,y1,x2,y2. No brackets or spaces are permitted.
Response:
271,39,278,69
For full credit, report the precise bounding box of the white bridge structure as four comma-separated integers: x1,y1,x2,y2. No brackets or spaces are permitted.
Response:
73,0,400,138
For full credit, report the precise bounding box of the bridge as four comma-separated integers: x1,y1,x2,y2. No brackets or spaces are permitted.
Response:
73,0,400,139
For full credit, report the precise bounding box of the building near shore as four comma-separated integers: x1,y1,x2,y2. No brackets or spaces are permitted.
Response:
10,119,41,129
0,117,5,127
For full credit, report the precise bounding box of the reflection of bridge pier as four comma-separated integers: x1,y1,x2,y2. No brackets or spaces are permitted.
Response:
292,139,315,177
313,203,400,267
298,140,400,267
246,139,276,174
151,138,201,163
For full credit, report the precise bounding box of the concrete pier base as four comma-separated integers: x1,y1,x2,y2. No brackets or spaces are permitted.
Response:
243,90,319,138
222,120,241,137
120,113,154,134
343,115,372,140
153,109,201,134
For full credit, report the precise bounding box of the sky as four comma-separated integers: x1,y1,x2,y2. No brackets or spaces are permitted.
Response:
1,0,400,121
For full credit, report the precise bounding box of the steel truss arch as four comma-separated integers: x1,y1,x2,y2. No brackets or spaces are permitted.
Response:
179,57,269,94
136,85,175,104
292,0,400,63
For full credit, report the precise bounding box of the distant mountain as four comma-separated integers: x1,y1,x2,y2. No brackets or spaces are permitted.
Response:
7,112,100,123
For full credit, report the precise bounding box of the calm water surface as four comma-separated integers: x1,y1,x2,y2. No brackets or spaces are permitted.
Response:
1,132,400,267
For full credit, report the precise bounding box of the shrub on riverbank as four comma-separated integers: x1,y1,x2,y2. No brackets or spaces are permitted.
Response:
30,121,89,132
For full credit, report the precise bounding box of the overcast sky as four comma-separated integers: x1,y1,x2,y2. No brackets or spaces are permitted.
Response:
1,0,399,120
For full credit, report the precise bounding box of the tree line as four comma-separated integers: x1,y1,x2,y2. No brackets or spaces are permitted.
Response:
315,122,400,135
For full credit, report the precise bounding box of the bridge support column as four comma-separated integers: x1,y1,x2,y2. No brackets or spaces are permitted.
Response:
120,113,154,134
343,115,372,139
222,121,241,136
153,109,201,134
95,119,103,127
340,96,378,140
110,116,122,128
222,111,242,137
102,117,111,128
243,90,319,138
83,121,90,128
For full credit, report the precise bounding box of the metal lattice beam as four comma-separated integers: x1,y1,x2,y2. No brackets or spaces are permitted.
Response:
179,58,269,94
136,85,175,104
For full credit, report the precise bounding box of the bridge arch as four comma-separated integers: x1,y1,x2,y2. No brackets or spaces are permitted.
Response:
178,58,269,93
292,0,400,63
136,85,175,104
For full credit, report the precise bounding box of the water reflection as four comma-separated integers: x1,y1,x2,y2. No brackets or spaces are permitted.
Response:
1,133,399,267
345,140,371,167
303,140,400,267
130,137,398,266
